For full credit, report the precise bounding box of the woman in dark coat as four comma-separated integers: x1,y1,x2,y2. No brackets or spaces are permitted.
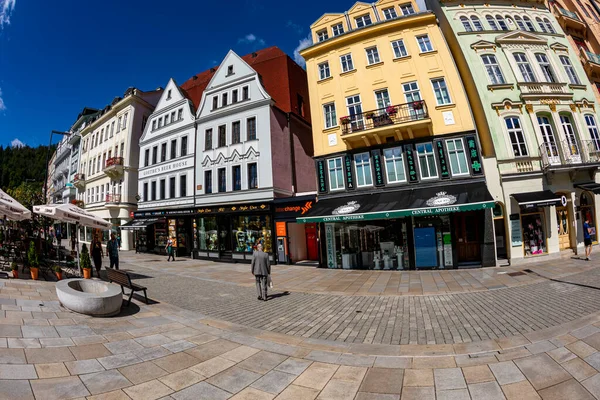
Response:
91,239,103,277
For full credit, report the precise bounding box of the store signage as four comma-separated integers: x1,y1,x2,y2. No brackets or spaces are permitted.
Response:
561,195,568,207
520,200,560,209
344,155,355,190
443,232,453,267
435,141,450,179
140,158,191,178
332,201,361,215
325,223,336,268
510,213,523,246
316,160,328,194
197,203,271,214
405,145,419,183
465,135,483,175
371,150,385,187
274,200,314,217
276,222,287,237
425,192,457,207
134,208,195,217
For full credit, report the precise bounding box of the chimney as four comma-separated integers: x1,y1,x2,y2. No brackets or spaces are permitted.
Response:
192,75,198,80
210,67,216,73
252,52,258,58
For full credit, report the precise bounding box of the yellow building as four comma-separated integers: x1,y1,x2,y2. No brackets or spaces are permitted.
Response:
298,0,498,270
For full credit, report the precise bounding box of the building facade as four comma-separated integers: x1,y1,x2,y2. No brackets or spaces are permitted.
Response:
299,0,497,270
129,79,197,256
76,87,162,250
51,136,73,205
188,47,316,263
430,0,600,262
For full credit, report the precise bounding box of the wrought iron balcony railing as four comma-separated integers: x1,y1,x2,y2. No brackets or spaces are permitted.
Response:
539,142,561,168
581,139,600,163
541,140,600,168
341,100,429,135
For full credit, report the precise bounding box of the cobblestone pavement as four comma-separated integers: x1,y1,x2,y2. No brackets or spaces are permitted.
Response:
116,253,600,345
3,279,600,399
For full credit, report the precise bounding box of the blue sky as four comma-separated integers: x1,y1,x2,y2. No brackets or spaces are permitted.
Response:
0,0,354,148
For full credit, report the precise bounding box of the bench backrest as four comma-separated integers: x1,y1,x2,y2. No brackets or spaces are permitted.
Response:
106,268,132,287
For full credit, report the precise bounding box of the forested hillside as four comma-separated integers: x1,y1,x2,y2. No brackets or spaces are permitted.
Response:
0,145,55,191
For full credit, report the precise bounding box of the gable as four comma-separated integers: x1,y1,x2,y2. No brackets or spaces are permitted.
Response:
206,51,257,90
495,30,547,45
154,78,186,111
311,12,345,29
348,1,373,15
549,42,570,53
471,40,497,52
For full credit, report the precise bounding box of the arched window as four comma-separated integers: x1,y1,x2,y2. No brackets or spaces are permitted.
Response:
514,53,536,82
481,54,505,84
559,114,579,157
505,117,529,156
585,114,600,150
504,15,516,29
514,15,526,30
537,115,559,159
460,16,473,32
496,15,509,30
543,18,556,33
523,16,536,31
471,16,483,31
560,55,580,84
487,15,499,30
536,17,548,33
535,53,556,82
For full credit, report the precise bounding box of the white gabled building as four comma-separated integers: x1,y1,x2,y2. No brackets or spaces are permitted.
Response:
132,79,196,256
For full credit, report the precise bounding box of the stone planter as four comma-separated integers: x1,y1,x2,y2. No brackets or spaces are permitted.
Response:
56,279,122,317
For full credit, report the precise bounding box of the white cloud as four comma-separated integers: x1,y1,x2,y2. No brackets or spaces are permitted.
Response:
238,33,265,46
0,87,5,111
10,138,24,148
0,0,16,29
293,35,312,68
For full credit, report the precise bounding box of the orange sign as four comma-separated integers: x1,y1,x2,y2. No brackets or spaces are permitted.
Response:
276,222,287,237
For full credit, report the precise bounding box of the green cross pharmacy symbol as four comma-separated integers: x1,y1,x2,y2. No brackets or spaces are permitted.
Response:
472,160,482,172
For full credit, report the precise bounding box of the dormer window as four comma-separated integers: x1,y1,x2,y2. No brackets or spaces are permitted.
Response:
399,3,415,15
383,7,397,20
152,120,156,131
212,96,218,110
222,92,228,107
167,90,172,100
317,29,329,42
242,86,249,100
355,14,372,28
227,65,234,76
232,89,238,103
332,23,344,36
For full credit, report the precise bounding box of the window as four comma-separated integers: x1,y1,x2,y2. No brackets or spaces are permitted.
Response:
318,62,330,80
171,111,175,123
514,16,526,31
232,166,241,191
416,143,438,179
523,16,535,31
346,95,364,131
247,117,257,140
180,175,187,197
248,163,258,189
355,14,372,28
164,114,170,125
384,147,406,183
538,116,559,158
446,138,469,176
152,120,156,131
177,108,183,120
227,65,234,75
158,117,163,128
403,81,423,118
366,47,380,65
169,177,176,199
332,23,344,36
536,17,547,33
391,39,408,58
514,53,536,82
560,115,579,154
232,121,241,144
431,78,452,105
585,114,600,150
383,7,397,20
181,136,187,156
151,181,156,201
110,122,115,136
242,86,249,100
212,96,218,110
416,35,434,52
375,89,391,109
120,143,124,157
327,157,344,190
204,171,212,194
560,55,580,84
535,54,556,82
317,29,329,42
323,103,337,129
578,0,591,17
354,152,373,187
160,179,166,200
505,117,528,156
232,89,238,103
161,143,167,162
97,157,101,172
461,16,473,32
166,89,172,100
170,139,177,159
471,16,483,31
298,94,305,117
144,149,149,167
218,168,226,192
152,146,158,164
543,18,555,33
143,183,148,202
588,4,600,22
486,15,499,30
205,129,213,150
222,92,228,107
496,15,508,30
481,54,505,84
340,53,354,72
400,3,415,15
218,125,226,147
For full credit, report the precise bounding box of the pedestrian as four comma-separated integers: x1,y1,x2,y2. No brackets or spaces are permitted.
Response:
56,230,62,248
166,236,175,262
583,218,593,261
117,234,121,250
251,242,270,301
71,232,77,253
106,233,119,270
135,235,139,254
91,239,103,277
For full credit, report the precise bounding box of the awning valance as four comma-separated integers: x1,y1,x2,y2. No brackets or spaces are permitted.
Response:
120,218,161,230
33,203,111,229
512,190,561,209
0,189,31,221
296,181,494,223
575,182,600,194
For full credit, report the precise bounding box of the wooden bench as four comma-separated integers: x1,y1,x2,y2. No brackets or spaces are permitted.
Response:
106,269,148,306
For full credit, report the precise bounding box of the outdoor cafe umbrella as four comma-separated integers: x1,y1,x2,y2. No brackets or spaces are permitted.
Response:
33,203,111,274
0,189,32,221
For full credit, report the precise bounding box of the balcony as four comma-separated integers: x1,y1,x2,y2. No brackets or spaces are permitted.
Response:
105,194,122,209
497,158,543,175
518,82,572,100
554,6,587,34
103,157,124,179
580,49,600,76
73,174,86,189
340,100,431,148
540,140,600,170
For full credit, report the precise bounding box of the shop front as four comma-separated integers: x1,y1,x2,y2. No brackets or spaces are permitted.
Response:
575,182,600,244
273,196,318,264
298,181,495,269
126,208,195,256
195,202,274,262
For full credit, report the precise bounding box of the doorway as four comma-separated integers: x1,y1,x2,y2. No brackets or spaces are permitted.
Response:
218,215,232,258
454,212,482,263
556,194,571,251
493,203,508,260
305,223,318,261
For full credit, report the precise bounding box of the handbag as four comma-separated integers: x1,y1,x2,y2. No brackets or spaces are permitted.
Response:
267,275,273,289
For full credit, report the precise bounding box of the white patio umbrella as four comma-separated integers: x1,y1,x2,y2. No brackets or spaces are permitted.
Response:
33,203,111,275
0,189,32,221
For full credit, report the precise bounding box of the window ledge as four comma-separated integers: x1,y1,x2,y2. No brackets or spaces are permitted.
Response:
366,62,384,69
393,55,412,62
487,83,515,91
435,103,455,110
318,76,334,84
419,50,438,56
569,84,587,90
340,69,357,77
323,126,340,133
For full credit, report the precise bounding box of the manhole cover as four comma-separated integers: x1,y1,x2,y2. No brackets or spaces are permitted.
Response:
507,271,526,277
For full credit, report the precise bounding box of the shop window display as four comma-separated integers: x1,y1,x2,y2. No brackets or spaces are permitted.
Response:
522,213,547,256
233,215,272,253
198,217,218,251
580,192,597,242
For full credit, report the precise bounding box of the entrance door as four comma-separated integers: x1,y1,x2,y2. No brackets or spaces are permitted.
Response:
305,223,318,261
556,205,571,250
454,212,481,263
414,227,437,268
218,216,232,258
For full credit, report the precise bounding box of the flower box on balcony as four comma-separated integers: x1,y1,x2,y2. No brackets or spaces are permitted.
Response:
340,116,351,125
386,106,398,115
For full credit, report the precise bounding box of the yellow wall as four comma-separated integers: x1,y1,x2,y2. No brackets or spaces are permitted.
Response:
302,0,475,157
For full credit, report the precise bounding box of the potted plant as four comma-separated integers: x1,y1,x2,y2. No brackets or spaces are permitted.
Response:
80,243,92,279
386,105,398,115
340,116,351,125
412,100,423,110
11,262,18,279
53,265,62,281
365,112,375,119
27,241,39,280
